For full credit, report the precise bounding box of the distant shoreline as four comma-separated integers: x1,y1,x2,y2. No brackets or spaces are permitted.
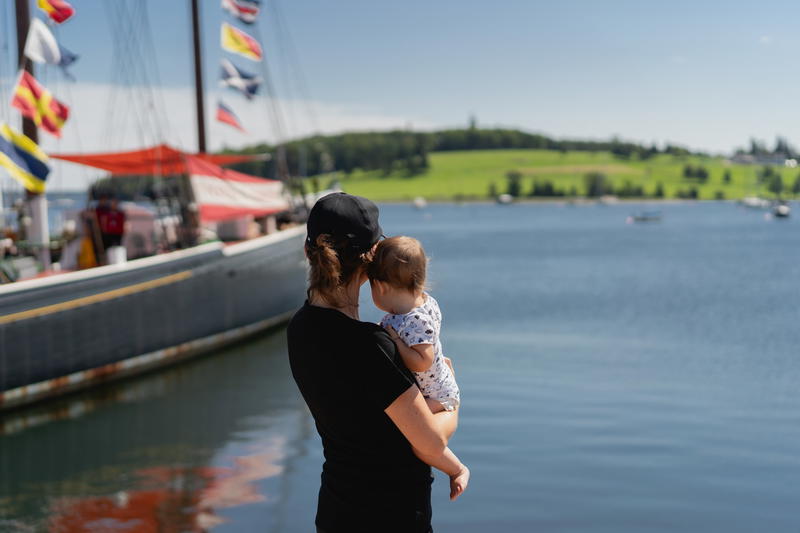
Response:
370,198,749,205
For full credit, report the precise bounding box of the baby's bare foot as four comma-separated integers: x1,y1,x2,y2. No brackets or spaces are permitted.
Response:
449,465,470,501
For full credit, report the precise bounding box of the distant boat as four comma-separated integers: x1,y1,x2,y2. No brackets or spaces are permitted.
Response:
413,196,427,209
626,211,662,224
773,201,791,218
740,196,771,209
496,194,513,205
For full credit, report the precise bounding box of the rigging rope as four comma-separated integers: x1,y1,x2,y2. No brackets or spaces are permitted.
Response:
270,0,322,135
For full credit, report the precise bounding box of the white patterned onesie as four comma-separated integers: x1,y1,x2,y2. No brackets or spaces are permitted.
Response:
380,293,460,411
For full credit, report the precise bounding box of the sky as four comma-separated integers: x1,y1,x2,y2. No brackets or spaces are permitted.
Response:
2,0,800,189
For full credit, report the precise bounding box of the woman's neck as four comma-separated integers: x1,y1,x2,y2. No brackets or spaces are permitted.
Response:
309,280,362,320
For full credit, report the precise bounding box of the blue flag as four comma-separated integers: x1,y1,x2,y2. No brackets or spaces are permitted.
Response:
220,58,261,100
0,123,51,193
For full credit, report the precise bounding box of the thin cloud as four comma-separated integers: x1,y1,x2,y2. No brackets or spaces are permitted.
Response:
25,83,437,189
759,35,772,45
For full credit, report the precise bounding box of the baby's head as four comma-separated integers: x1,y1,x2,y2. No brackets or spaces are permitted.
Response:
367,236,427,313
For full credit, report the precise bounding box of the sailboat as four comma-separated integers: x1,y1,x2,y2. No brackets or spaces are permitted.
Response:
0,0,316,410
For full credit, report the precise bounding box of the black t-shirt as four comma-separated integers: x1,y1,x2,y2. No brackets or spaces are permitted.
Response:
287,301,433,533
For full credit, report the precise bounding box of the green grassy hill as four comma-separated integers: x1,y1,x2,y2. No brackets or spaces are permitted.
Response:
337,149,782,201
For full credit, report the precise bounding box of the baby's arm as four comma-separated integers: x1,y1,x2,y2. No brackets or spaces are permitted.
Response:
384,325,434,372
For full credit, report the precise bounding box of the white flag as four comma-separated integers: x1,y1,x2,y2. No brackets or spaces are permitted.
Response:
24,18,61,65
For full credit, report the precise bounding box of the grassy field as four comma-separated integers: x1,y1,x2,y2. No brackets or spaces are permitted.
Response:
337,149,787,202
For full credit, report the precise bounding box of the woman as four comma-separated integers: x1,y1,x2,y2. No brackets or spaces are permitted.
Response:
287,192,465,533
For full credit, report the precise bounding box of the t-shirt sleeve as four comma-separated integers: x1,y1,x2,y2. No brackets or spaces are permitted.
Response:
396,310,437,347
359,329,416,411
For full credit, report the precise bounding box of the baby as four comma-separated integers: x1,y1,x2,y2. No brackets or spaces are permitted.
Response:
368,235,467,500
367,236,460,413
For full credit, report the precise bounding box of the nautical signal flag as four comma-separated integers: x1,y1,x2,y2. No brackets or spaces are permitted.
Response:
220,59,261,100
0,123,51,193
216,101,246,132
221,22,262,61
11,71,70,138
24,18,79,80
222,0,261,25
37,0,75,24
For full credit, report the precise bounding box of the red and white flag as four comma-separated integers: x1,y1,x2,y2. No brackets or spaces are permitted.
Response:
216,101,246,132
222,0,260,25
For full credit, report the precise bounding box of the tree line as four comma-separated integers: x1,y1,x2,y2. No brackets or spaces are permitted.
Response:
222,128,696,179
494,166,800,201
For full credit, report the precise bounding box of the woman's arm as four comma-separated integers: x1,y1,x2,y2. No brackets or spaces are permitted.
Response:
384,384,458,456
385,385,468,499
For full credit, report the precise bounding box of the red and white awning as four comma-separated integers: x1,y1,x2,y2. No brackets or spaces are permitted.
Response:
186,157,288,223
52,144,288,224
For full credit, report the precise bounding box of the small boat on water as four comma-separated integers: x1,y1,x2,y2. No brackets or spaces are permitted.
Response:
773,201,791,218
740,196,772,209
496,193,513,205
626,211,662,224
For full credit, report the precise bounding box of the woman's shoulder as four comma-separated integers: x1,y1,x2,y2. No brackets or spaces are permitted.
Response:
359,320,396,351
289,303,387,339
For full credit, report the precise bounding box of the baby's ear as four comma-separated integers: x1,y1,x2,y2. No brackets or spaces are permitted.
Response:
371,279,386,294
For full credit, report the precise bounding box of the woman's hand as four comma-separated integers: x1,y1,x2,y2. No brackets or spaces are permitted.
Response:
443,357,454,376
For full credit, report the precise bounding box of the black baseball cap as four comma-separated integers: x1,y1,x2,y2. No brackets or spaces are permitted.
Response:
306,192,383,253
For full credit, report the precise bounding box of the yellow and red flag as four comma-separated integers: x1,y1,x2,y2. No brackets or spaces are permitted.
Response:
37,0,75,24
220,22,262,61
11,71,70,138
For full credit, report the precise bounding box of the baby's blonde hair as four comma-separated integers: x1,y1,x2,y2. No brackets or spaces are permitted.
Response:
367,236,427,293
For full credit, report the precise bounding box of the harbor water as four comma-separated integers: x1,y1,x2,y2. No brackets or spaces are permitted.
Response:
2,202,800,532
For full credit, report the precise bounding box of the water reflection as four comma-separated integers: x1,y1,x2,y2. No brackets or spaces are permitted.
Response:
0,328,314,531
45,439,286,532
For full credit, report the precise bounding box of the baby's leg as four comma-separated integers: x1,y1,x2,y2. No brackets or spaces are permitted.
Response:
425,397,446,413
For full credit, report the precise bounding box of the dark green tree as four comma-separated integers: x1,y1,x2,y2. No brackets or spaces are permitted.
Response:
758,165,775,183
506,170,523,197
584,172,611,197
792,174,800,195
723,169,732,184
767,173,784,197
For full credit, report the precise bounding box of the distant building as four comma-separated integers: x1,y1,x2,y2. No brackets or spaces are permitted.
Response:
730,153,795,166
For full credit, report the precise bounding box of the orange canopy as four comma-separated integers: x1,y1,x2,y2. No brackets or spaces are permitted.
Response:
50,144,265,176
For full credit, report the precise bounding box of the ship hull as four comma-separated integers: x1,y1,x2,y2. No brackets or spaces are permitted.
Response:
0,226,307,410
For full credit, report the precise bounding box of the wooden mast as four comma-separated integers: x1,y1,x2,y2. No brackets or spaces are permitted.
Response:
15,0,51,269
14,0,36,141
190,0,207,154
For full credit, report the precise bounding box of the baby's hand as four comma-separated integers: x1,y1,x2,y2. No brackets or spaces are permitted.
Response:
449,464,470,501
383,325,407,347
